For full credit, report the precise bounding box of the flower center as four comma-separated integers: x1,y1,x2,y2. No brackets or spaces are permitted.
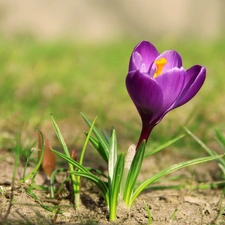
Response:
153,58,167,78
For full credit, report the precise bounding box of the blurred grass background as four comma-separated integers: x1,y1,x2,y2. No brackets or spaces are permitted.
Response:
0,36,224,157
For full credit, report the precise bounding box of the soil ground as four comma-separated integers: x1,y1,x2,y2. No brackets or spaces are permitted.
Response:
0,149,225,225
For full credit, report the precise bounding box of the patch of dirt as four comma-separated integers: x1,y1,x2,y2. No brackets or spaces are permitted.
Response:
0,149,225,225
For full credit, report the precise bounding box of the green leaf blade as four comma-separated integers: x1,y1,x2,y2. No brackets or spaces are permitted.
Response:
109,153,124,221
185,127,225,169
215,129,225,152
123,141,146,207
85,134,108,162
132,154,224,206
108,129,117,181
81,113,109,161
71,171,109,205
51,149,89,173
145,134,185,157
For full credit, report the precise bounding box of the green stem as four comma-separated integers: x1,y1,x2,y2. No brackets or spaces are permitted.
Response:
22,150,33,180
50,168,67,198
21,129,45,182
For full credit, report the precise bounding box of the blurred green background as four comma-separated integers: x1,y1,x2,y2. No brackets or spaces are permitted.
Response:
0,1,224,158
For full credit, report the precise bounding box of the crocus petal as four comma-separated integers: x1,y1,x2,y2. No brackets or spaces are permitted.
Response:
173,65,206,108
129,41,159,72
129,51,143,72
150,50,182,76
155,67,186,114
126,70,163,122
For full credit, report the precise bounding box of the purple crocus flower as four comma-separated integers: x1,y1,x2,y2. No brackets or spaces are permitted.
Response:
126,41,206,150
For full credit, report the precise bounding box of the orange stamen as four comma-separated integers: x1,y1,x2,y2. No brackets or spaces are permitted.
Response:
153,58,167,78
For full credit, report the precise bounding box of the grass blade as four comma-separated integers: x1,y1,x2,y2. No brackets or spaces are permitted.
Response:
215,129,225,152
131,154,224,206
145,134,185,157
144,200,152,224
184,127,216,156
51,115,70,157
184,127,225,169
51,115,79,205
80,116,98,165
